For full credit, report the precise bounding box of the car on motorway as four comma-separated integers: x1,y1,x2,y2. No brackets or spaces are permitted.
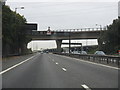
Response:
79,51,87,54
94,51,105,55
46,51,49,53
72,51,79,54
41,51,44,54
72,51,87,54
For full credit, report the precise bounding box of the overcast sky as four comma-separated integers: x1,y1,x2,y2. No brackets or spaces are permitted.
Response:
6,0,119,2
6,0,118,50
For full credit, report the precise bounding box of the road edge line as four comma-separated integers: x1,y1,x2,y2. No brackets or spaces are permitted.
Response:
53,54,119,70
0,55,36,75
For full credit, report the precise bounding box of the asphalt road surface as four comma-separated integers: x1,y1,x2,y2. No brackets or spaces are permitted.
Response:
2,53,119,89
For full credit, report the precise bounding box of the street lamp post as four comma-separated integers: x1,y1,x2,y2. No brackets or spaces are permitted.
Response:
15,6,24,12
14,6,24,55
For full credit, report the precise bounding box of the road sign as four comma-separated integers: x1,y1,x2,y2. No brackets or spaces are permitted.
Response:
25,23,37,30
47,31,51,35
47,26,51,35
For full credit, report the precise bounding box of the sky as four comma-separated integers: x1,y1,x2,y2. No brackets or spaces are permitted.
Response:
6,0,118,50
6,0,119,2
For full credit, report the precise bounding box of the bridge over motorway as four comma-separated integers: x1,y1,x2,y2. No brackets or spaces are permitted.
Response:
26,27,107,52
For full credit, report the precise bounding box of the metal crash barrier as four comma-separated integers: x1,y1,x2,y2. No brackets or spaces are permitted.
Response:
54,53,120,67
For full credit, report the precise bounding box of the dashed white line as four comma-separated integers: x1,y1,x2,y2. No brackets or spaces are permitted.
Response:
55,62,58,65
62,68,67,72
74,58,119,70
54,54,119,70
48,56,52,59
81,84,91,90
0,55,36,75
48,55,67,72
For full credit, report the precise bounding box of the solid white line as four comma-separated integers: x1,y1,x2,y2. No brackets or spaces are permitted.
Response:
74,58,119,70
55,62,58,65
62,68,67,72
0,55,36,75
54,54,119,70
81,84,91,90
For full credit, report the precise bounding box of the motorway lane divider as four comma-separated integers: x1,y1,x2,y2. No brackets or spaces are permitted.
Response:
62,68,67,72
55,62,59,65
53,53,120,69
81,84,91,90
0,54,38,75
47,55,67,72
53,54,119,70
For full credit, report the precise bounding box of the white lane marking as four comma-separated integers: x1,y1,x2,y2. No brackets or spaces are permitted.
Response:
55,62,58,65
54,54,119,70
81,84,91,90
48,55,68,72
48,56,55,62
0,55,36,75
74,58,119,70
48,56,51,59
62,68,67,72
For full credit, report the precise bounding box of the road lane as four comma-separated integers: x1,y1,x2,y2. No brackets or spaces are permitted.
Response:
48,54,118,88
3,53,83,88
2,53,118,88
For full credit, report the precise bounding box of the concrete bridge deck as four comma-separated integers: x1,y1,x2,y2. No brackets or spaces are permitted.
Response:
27,28,106,40
26,28,107,52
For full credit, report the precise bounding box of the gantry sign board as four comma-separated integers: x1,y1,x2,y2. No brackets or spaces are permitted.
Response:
25,23,37,30
24,23,37,35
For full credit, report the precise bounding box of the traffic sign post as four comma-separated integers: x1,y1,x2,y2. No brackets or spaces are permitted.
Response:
47,26,51,35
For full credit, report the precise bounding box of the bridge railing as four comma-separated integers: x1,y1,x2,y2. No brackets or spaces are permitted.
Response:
54,28,107,32
54,53,120,67
28,28,107,36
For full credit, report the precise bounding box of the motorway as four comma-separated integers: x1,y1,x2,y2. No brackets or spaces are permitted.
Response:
2,53,119,89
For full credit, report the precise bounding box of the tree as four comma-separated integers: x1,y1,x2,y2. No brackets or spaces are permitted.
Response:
2,5,31,56
99,18,120,54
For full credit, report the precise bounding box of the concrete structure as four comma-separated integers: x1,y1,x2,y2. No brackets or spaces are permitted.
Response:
27,28,107,53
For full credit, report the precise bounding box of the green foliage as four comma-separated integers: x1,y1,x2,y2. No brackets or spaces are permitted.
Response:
2,5,31,56
99,18,120,55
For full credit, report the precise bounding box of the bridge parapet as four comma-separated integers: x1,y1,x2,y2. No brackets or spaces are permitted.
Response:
52,28,107,32
27,27,107,36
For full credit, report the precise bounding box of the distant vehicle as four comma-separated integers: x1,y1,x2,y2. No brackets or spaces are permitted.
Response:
62,52,65,53
46,51,49,53
72,51,87,54
94,51,105,55
41,51,43,54
79,51,87,54
72,51,79,54
64,51,69,53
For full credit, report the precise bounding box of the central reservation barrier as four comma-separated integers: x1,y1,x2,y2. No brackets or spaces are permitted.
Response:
54,53,120,67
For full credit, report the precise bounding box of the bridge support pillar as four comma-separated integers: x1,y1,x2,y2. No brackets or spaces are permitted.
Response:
97,38,101,50
56,39,62,53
